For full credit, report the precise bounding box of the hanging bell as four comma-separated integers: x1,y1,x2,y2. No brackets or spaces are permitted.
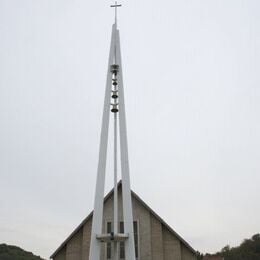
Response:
111,91,118,99
111,104,119,113
110,64,119,75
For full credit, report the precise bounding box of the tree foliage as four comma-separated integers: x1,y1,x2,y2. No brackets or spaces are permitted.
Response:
0,244,45,260
204,233,260,260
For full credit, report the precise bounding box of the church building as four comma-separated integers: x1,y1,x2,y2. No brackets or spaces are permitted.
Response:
51,3,198,260
50,183,197,260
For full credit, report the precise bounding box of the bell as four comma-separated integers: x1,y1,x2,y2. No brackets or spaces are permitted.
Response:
110,64,119,74
112,94,118,99
111,107,119,113
111,90,118,99
111,104,119,113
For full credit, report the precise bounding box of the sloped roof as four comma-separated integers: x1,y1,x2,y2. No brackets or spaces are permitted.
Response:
50,182,196,258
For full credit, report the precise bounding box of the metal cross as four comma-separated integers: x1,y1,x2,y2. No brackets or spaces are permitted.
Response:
110,1,122,24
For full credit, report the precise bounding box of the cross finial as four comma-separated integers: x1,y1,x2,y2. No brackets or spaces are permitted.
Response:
110,1,122,25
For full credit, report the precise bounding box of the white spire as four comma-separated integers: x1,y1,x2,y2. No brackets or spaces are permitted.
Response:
88,8,135,260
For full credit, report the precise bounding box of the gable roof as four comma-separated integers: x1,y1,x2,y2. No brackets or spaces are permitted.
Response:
50,182,197,258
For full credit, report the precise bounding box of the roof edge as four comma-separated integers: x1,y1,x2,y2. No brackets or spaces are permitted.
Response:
50,183,118,259
50,182,197,258
130,190,197,254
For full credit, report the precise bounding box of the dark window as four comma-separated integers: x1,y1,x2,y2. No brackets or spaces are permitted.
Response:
119,221,138,259
119,222,125,259
133,221,138,258
107,222,112,259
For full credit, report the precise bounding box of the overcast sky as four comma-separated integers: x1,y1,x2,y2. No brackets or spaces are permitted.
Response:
0,0,260,259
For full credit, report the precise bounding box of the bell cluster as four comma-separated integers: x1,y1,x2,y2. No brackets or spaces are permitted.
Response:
110,64,119,113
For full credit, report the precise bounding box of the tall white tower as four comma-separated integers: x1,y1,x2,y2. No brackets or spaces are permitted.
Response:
89,3,135,260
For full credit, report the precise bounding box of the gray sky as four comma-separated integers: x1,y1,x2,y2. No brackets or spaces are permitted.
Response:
0,0,260,258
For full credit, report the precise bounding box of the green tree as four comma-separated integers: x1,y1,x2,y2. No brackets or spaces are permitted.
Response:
0,244,45,260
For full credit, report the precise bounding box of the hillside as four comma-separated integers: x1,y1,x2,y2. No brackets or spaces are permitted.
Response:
203,233,260,260
0,244,45,260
